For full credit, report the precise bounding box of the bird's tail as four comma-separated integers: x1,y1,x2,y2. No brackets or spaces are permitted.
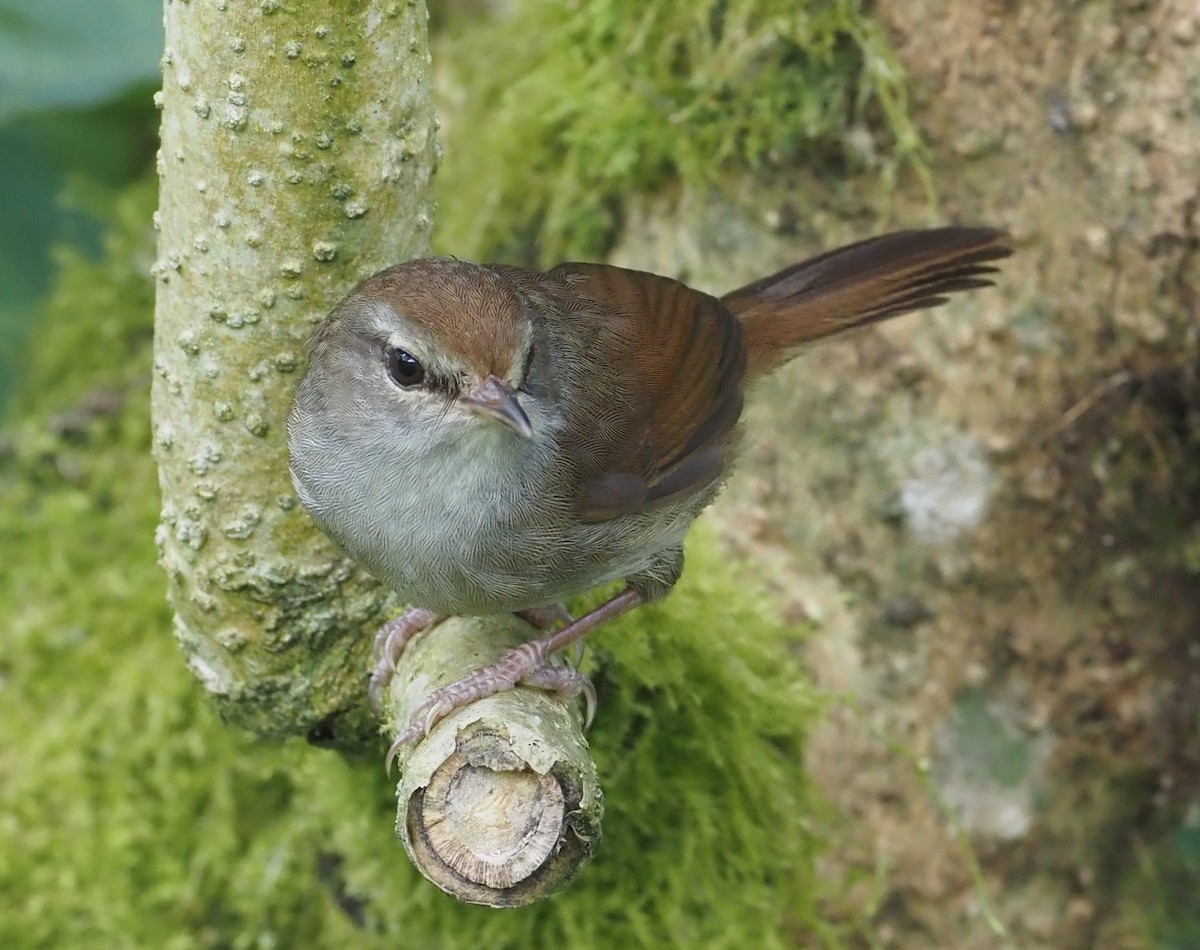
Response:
722,226,1012,378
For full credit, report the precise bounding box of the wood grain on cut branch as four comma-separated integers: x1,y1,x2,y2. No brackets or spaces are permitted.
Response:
387,615,603,906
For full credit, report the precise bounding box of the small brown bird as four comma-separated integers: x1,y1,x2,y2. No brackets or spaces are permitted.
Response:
288,227,1010,754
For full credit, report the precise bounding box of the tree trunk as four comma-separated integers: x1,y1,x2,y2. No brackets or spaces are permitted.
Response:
152,0,437,745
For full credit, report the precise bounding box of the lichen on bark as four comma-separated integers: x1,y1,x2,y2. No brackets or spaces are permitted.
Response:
152,0,438,743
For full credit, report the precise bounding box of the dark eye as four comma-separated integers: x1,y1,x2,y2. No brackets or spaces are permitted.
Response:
385,347,426,388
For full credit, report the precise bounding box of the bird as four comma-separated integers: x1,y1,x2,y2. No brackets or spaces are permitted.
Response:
287,226,1011,754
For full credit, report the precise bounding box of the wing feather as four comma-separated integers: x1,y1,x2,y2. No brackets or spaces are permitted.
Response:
511,262,747,523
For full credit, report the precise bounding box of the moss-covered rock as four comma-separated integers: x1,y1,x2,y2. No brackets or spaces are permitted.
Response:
434,0,922,263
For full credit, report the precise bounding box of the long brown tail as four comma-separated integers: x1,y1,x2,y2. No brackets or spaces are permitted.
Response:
722,226,1012,377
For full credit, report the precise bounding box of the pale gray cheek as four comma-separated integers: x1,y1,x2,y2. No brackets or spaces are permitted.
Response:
288,452,334,518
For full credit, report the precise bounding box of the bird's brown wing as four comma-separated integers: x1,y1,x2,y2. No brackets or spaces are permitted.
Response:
531,262,747,523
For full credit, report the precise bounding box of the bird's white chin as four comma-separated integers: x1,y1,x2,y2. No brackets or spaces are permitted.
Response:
395,408,529,471
291,401,556,598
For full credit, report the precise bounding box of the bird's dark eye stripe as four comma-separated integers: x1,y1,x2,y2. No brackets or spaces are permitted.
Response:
433,376,460,397
520,344,536,388
385,346,426,388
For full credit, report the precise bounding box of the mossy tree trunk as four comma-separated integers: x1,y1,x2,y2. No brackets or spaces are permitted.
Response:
152,0,437,746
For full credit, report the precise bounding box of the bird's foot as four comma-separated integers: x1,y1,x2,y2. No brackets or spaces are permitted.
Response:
368,607,444,713
385,638,596,772
384,588,648,770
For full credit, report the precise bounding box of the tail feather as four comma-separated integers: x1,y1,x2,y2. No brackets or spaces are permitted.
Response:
723,226,1011,377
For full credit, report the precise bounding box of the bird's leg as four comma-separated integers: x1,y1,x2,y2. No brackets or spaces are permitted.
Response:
515,603,574,632
387,587,647,757
368,607,444,713
515,603,587,666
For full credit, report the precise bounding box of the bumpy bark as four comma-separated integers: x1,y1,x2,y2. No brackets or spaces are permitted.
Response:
152,0,437,745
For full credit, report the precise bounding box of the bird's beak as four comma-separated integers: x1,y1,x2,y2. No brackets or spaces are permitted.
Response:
461,374,533,438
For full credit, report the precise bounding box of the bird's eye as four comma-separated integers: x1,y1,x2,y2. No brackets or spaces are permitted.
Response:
385,347,426,388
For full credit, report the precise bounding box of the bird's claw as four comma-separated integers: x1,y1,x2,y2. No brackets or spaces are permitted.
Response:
385,705,445,773
519,663,596,729
367,608,442,715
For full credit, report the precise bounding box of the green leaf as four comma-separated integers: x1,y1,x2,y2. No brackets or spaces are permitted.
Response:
0,0,161,122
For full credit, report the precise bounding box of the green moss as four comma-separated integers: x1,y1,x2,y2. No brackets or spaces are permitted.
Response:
0,181,832,947
1113,804,1200,949
435,0,923,263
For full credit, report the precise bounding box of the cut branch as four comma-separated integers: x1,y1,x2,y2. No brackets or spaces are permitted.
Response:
388,616,603,906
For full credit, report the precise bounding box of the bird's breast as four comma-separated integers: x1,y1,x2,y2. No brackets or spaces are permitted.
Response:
293,412,693,614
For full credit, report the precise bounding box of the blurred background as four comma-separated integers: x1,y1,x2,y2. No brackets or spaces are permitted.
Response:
3,2,1200,948
0,0,160,409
